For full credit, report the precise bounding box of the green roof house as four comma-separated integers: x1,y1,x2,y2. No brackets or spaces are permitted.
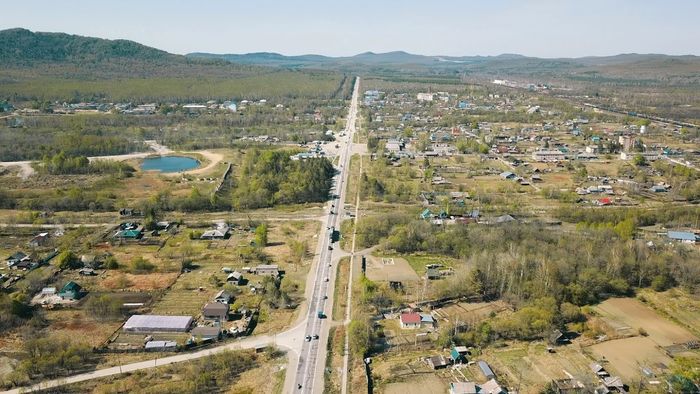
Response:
115,228,142,239
58,281,84,300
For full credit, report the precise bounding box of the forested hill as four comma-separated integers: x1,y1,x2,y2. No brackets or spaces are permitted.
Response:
0,28,256,78
0,28,174,65
0,28,348,102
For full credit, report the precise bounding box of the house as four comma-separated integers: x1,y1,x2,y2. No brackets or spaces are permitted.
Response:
28,232,49,247
214,289,233,304
499,171,516,180
667,230,699,244
144,340,177,352
5,251,27,268
450,382,478,394
114,227,143,239
227,271,245,285
253,264,279,277
549,329,569,346
58,281,84,300
123,315,193,333
12,258,39,271
202,302,229,321
478,360,496,380
400,312,421,329
479,379,507,394
597,197,613,206
201,223,230,240
551,379,586,394
191,326,222,342
425,354,450,369
601,376,626,392
450,346,469,364
620,151,660,161
420,208,434,220
78,268,97,276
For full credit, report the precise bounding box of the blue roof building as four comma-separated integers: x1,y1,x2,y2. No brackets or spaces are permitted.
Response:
667,231,699,243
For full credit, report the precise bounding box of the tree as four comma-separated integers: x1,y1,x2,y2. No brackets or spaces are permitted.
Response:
254,223,268,247
348,319,371,358
131,257,155,273
85,295,122,320
633,154,647,167
55,250,80,270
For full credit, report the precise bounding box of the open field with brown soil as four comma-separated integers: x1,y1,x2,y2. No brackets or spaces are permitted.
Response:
589,336,673,380
594,297,697,347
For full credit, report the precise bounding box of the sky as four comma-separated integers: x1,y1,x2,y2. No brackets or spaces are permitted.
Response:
1,0,698,58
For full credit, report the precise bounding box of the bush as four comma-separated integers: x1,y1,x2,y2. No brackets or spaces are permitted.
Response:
130,257,155,273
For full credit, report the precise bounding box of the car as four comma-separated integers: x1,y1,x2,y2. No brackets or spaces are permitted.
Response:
324,277,329,282
313,334,319,340
329,263,332,267
323,295,328,299
305,335,312,342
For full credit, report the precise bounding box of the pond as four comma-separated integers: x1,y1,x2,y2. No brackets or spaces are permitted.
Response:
140,156,200,173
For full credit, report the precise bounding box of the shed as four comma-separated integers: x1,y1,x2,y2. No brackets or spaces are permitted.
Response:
253,264,279,277
426,267,441,280
123,315,193,333
191,326,222,341
478,360,496,380
425,355,450,369
479,379,507,394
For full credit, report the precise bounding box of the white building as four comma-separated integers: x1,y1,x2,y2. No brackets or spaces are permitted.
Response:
532,150,567,162
416,93,434,102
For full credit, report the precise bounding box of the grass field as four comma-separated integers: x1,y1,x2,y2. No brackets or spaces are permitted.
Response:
365,255,420,283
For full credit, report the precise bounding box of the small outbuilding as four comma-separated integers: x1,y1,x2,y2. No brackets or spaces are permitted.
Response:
144,340,177,352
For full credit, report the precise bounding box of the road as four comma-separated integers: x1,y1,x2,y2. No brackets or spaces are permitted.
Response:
0,77,362,394
291,76,360,393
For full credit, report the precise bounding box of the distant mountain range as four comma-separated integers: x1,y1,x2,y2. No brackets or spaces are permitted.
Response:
1,28,698,84
187,49,699,70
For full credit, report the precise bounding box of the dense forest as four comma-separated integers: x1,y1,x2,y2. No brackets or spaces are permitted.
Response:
232,149,336,209
0,126,144,161
38,152,135,176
